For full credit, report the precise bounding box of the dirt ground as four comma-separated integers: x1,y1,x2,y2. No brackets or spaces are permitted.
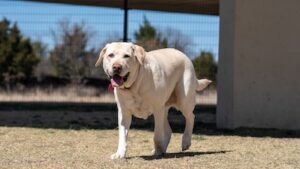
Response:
0,127,299,169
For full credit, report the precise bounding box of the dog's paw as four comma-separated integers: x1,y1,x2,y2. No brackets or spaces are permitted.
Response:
151,149,165,156
110,152,125,160
181,139,191,151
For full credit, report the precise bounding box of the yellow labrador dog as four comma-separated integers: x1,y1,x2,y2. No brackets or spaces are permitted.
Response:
95,42,211,159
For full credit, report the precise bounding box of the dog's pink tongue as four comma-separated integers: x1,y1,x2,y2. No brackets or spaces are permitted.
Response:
111,75,124,87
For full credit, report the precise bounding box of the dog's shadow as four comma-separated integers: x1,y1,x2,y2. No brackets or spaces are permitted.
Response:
128,150,231,160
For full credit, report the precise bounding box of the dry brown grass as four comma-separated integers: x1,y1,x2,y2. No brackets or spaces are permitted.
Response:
0,87,217,104
0,127,299,169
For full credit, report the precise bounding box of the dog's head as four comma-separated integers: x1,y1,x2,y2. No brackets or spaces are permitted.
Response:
95,42,145,88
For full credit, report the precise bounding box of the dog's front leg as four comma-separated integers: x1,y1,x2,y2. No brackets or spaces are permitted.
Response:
111,109,132,160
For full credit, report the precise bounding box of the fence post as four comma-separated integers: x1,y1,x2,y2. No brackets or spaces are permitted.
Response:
123,0,128,42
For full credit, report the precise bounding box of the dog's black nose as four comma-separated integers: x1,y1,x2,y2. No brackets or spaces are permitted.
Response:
112,63,122,74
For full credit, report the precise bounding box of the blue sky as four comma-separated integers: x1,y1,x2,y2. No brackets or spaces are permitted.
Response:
0,0,219,59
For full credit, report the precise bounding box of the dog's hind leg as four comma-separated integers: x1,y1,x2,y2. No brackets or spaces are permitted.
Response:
174,69,197,151
179,89,196,151
181,109,195,151
152,107,172,156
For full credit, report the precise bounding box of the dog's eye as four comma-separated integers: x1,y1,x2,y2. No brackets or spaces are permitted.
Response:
108,53,114,58
124,54,130,58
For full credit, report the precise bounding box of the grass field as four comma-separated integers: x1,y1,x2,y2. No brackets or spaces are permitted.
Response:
0,127,299,169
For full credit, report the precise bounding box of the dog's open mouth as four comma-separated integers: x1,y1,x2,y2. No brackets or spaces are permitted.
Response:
110,73,130,87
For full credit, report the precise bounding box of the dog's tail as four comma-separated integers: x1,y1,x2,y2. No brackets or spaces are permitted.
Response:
196,79,212,91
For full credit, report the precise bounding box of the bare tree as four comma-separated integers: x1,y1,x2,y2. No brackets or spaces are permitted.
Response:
158,27,193,56
49,19,98,83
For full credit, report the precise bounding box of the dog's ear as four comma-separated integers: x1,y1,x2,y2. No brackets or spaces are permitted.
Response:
95,44,108,67
133,44,145,65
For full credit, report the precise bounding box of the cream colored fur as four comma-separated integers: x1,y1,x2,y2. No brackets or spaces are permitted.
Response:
95,42,211,159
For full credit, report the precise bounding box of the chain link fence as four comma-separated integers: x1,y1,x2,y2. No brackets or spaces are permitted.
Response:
0,0,218,105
